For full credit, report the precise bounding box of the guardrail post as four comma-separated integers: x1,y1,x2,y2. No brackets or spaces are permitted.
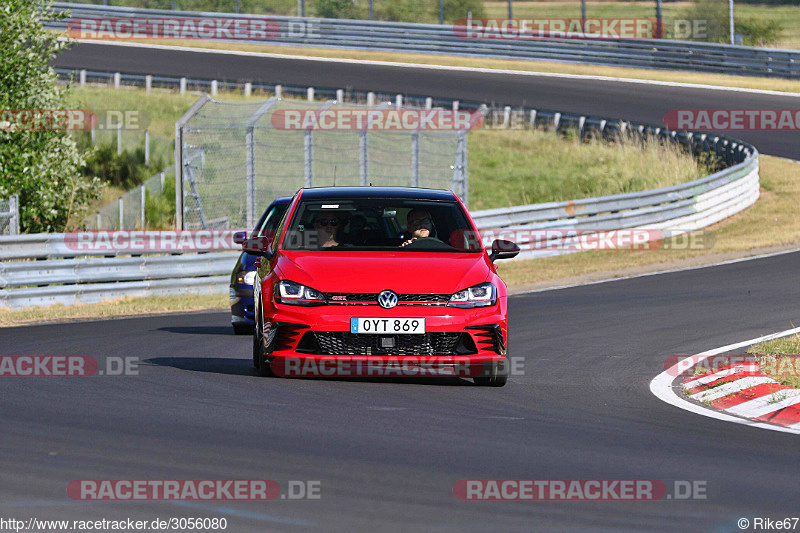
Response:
411,132,420,188
145,130,149,166
336,89,344,102
9,194,19,236
80,69,86,87
119,197,124,230
425,97,433,110
359,130,369,186
452,100,459,112
180,77,187,95
244,82,252,98
304,130,314,188
307,87,314,102
529,109,537,130
160,171,165,192
553,112,561,132
114,72,120,89
396,94,403,108
503,106,511,128
579,116,586,141
367,92,375,106
145,75,152,93
275,84,282,98
96,213,101,229
211,80,218,96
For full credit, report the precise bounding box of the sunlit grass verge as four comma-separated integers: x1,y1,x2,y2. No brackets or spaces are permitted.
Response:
469,129,709,210
495,155,800,289
0,293,229,328
748,334,800,388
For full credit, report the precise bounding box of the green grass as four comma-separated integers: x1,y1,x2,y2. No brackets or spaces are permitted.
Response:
748,334,800,389
66,84,710,222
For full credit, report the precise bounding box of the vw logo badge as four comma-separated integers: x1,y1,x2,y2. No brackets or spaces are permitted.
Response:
377,290,398,309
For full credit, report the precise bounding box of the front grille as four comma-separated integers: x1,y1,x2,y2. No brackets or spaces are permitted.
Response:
326,293,450,306
313,332,461,356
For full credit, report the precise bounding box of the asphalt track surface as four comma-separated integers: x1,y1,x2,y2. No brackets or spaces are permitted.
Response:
1,42,795,531
53,42,800,159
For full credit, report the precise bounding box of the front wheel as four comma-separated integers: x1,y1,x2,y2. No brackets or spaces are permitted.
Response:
473,356,509,387
252,309,274,377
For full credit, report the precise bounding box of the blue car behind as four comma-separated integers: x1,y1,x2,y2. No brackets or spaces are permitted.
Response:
230,197,291,334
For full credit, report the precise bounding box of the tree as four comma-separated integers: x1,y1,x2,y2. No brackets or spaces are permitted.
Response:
0,0,100,233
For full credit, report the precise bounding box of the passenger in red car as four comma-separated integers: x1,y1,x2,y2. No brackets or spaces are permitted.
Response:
312,213,342,247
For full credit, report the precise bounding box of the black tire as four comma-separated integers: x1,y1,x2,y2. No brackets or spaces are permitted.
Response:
233,323,253,336
252,307,275,377
474,356,509,387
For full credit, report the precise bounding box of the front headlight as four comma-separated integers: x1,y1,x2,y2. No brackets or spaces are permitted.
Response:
448,282,497,308
236,271,257,286
274,280,327,306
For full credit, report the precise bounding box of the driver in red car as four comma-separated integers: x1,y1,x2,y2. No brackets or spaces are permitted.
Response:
312,212,344,248
401,208,438,246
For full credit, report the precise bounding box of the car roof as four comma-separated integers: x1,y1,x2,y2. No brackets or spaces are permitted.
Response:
298,187,456,201
271,196,292,205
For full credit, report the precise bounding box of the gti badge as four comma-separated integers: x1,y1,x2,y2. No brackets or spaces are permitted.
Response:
377,290,398,309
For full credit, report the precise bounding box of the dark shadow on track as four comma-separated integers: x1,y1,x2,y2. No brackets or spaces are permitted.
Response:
144,356,478,386
146,357,255,376
157,326,235,335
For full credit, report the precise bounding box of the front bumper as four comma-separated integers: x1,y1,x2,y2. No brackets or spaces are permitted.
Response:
262,304,507,378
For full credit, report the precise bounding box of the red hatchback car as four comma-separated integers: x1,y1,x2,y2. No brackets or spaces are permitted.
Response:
245,187,519,386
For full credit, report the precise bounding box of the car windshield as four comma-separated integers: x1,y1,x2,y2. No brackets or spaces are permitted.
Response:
282,198,482,252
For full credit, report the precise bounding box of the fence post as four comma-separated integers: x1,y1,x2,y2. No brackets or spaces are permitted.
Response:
411,132,420,188
140,185,146,229
116,122,122,155
145,75,152,93
160,171,165,192
304,129,314,188
9,195,19,235
91,122,96,145
144,129,149,166
96,213,101,229
245,126,256,228
119,197,124,230
359,130,369,186
452,131,468,207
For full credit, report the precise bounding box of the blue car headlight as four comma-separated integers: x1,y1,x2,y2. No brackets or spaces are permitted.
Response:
236,271,257,286
448,282,497,308
274,280,327,306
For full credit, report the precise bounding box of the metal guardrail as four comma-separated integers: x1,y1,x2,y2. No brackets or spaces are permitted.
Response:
49,3,800,79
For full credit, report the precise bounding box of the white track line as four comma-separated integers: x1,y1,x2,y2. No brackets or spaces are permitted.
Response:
63,39,800,98
650,326,800,435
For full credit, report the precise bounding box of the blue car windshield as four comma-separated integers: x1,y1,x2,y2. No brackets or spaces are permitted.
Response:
282,199,482,252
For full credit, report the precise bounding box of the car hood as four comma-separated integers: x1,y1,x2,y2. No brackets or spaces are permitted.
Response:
275,251,491,294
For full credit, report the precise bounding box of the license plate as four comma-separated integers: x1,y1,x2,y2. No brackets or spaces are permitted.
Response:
350,317,426,334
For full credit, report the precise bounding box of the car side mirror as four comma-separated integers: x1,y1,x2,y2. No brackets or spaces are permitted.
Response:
489,239,520,262
242,235,274,259
233,231,248,245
